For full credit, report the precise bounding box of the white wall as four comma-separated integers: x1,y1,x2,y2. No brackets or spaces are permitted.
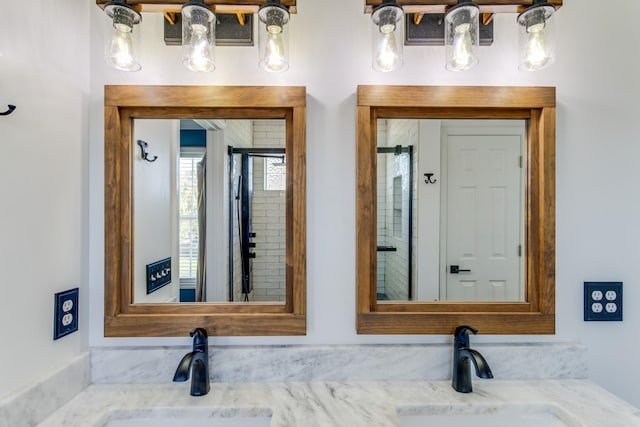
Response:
87,0,640,408
0,1,89,398
417,120,442,301
133,119,179,303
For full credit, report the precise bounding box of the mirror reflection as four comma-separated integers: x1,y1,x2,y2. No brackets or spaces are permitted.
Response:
133,118,286,304
376,119,526,302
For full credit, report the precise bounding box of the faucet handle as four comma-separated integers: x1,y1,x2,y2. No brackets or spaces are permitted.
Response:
454,325,478,346
190,328,209,350
190,328,208,337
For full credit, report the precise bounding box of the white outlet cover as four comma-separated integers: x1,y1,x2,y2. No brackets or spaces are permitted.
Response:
605,303,617,313
591,290,603,301
605,291,617,301
592,303,603,313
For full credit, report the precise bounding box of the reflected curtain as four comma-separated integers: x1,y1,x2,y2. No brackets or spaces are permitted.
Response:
196,154,206,302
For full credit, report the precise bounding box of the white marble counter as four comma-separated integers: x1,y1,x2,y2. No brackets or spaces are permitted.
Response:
37,380,640,427
91,343,588,384
0,343,591,427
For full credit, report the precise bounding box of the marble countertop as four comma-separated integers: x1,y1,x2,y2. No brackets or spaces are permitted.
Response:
38,380,640,427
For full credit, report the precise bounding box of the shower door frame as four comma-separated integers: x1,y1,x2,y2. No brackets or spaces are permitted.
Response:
376,145,414,301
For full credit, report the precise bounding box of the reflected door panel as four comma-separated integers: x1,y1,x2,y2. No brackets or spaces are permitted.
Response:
444,134,523,301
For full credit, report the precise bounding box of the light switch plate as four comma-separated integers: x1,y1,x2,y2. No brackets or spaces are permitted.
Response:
54,288,79,340
146,258,172,294
584,282,622,321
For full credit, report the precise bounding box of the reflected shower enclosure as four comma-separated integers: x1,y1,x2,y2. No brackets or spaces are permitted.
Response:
228,147,286,303
376,139,414,301
133,118,286,304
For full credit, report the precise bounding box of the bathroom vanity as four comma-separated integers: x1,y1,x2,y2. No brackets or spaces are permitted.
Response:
2,344,640,426
36,380,640,427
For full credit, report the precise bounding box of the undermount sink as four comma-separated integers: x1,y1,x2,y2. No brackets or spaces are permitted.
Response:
102,408,272,427
397,403,578,427
105,418,271,427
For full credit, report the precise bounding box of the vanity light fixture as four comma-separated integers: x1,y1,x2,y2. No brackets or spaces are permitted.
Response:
103,0,142,72
444,0,480,71
96,0,299,73
517,0,556,71
371,0,405,72
364,0,561,72
182,0,216,72
258,0,290,72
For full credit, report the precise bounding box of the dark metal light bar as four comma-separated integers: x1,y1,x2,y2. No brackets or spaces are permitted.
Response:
364,0,561,14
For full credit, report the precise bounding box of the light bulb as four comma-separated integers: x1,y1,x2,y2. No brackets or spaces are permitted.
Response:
260,24,288,72
108,23,140,71
185,23,214,72
518,4,555,71
258,3,290,73
375,30,401,72
181,4,215,73
104,3,141,72
523,26,549,69
449,23,475,71
445,4,479,72
371,2,404,72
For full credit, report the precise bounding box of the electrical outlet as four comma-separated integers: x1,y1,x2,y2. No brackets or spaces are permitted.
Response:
584,282,622,321
54,288,79,340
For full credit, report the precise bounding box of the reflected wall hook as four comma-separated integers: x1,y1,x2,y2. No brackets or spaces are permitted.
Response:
137,139,158,162
0,105,16,116
424,173,437,184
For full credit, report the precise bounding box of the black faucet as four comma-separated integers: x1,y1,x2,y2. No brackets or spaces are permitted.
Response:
173,328,210,396
451,325,493,393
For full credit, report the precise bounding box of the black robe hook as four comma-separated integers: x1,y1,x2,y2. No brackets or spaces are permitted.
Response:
137,139,158,162
0,105,16,116
424,173,437,184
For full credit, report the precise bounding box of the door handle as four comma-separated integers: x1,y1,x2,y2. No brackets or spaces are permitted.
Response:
450,265,471,274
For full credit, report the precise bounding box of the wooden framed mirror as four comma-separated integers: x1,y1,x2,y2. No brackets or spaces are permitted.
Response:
356,85,555,334
104,85,306,337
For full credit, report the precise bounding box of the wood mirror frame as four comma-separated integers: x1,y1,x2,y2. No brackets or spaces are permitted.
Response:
356,85,555,335
104,85,306,337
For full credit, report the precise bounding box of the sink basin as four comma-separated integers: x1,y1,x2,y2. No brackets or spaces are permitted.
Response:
102,408,272,427
105,417,271,427
397,403,578,427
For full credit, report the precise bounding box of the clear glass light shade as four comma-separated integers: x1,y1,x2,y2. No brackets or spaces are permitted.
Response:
258,5,290,72
103,4,142,72
182,4,216,72
444,4,479,71
371,4,404,72
518,4,556,71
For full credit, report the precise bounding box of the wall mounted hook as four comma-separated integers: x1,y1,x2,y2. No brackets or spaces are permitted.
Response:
424,173,437,184
137,139,158,162
0,105,16,116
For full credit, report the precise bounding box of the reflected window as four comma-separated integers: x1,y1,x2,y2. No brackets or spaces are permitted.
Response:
392,176,402,238
264,156,286,191
179,147,206,286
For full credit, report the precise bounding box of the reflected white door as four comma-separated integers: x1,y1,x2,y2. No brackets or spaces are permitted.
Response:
443,131,523,301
